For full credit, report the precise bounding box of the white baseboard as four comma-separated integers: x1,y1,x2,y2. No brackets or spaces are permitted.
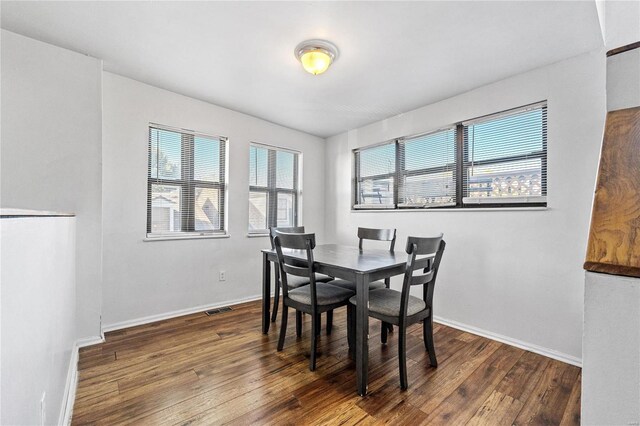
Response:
102,295,263,333
433,315,582,367
76,335,105,348
58,335,106,425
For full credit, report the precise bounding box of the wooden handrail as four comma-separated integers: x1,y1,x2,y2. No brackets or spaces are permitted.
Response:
584,106,640,277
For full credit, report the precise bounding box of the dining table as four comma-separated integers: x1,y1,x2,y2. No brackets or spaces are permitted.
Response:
261,243,407,396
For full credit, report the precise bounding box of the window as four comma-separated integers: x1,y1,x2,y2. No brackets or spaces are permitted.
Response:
147,124,227,237
463,104,547,205
248,143,300,232
353,102,547,209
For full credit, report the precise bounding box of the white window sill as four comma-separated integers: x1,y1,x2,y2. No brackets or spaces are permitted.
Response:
351,207,549,213
144,233,230,242
247,233,270,238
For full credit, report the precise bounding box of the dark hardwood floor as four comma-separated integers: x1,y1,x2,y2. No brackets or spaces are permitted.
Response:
73,300,581,425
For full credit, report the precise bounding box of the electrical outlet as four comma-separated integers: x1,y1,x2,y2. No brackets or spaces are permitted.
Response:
219,270,226,281
40,392,46,426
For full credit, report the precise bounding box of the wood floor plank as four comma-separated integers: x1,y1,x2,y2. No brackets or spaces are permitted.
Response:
467,390,524,426
71,301,581,425
421,344,523,425
513,359,581,425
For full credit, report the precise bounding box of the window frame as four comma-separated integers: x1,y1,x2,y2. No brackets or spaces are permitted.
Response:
146,123,228,239
352,101,548,211
248,142,301,234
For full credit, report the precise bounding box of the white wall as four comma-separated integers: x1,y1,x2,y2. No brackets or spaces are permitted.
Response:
324,49,606,362
602,0,640,50
1,30,103,340
101,73,325,328
582,272,640,425
1,213,76,426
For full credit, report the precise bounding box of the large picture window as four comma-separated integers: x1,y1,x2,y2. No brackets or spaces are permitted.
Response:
248,143,300,232
353,102,547,209
147,124,227,237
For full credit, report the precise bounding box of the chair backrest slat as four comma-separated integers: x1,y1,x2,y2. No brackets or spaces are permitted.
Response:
410,270,434,286
358,227,396,251
269,226,305,249
405,235,442,255
282,264,309,277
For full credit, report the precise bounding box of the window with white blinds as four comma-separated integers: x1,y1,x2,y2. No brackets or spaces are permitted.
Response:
399,128,457,208
248,143,300,232
147,124,227,237
352,101,547,210
463,103,547,205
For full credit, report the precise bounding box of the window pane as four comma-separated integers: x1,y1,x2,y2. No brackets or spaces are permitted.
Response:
150,184,181,233
150,128,181,180
404,130,455,171
277,193,295,227
194,136,221,183
276,151,295,189
195,187,221,231
402,172,455,206
249,191,268,230
357,177,394,206
466,108,545,162
249,146,268,187
399,128,456,206
467,158,543,198
359,143,395,177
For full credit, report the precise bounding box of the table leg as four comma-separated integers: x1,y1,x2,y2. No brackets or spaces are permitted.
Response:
262,252,271,334
355,272,370,396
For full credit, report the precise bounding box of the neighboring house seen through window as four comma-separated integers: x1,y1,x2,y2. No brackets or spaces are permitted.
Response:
353,102,547,209
147,124,227,237
248,143,300,232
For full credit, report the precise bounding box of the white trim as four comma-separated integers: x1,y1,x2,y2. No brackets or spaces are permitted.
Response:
351,207,548,213
59,336,106,425
76,335,105,348
102,295,262,332
433,315,582,367
143,233,230,242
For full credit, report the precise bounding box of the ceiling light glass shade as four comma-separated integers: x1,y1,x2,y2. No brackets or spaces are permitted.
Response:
295,40,339,75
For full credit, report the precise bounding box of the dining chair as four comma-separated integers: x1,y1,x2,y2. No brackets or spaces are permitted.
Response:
328,227,396,337
269,226,332,330
273,231,355,371
348,234,445,390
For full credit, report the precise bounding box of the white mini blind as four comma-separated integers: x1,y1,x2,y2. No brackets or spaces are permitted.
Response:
147,125,226,236
462,103,547,205
354,142,396,208
248,144,300,232
398,128,456,208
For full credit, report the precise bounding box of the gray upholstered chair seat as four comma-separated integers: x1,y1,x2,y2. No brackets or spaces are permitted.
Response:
284,273,333,289
349,288,427,317
327,279,386,292
288,283,355,306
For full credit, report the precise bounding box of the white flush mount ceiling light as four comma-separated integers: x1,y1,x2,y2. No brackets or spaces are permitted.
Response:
295,39,339,75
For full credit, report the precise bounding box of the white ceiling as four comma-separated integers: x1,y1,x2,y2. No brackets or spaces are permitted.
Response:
1,1,603,138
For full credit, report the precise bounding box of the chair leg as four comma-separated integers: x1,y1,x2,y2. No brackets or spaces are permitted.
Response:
326,310,333,335
423,317,438,367
381,321,388,344
277,305,288,351
310,313,318,371
296,310,302,338
399,324,408,390
315,314,321,337
383,278,393,333
346,306,352,350
271,278,280,323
